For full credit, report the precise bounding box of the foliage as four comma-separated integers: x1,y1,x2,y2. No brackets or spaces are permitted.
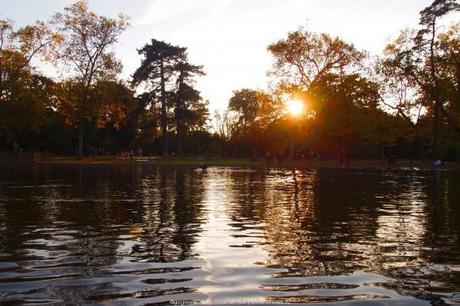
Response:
268,28,364,89
379,0,459,159
52,0,128,86
227,89,281,156
52,0,128,156
0,19,60,151
1,0,459,161
132,39,186,156
132,40,208,156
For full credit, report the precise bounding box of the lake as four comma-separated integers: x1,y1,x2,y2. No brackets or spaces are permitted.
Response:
0,164,459,305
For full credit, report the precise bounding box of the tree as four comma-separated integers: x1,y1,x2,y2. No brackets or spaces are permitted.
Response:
382,0,459,160
92,81,136,131
0,19,60,152
377,42,431,158
54,79,138,154
418,0,459,160
173,61,206,156
268,28,371,160
52,0,128,156
268,28,364,90
437,22,460,135
228,89,281,157
213,110,237,140
229,89,260,133
0,74,56,152
132,39,186,156
308,73,382,162
1,19,59,91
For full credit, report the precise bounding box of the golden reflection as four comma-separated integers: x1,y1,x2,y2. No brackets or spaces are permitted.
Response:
262,169,319,273
128,225,144,236
195,169,270,304
0,166,457,305
375,177,428,270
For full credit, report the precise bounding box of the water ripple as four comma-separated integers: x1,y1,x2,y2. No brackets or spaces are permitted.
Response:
0,165,459,305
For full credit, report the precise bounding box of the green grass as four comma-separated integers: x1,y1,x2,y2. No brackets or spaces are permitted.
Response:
25,155,460,170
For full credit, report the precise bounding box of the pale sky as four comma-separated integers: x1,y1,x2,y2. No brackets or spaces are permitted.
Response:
1,0,450,113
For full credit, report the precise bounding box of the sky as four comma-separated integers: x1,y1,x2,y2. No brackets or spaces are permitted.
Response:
1,0,449,113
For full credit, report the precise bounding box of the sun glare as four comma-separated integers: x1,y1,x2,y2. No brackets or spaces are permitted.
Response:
286,99,304,116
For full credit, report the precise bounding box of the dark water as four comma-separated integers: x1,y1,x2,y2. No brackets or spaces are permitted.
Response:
0,164,459,305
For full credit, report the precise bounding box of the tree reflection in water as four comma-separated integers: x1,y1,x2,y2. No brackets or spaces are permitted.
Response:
0,165,459,304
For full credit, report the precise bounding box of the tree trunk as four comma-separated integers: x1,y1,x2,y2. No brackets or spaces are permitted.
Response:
176,72,185,157
429,19,441,161
77,87,90,158
416,137,426,160
176,124,184,157
160,59,168,156
78,119,84,157
432,99,441,160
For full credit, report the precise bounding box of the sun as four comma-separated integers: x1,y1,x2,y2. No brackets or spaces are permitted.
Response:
286,99,304,116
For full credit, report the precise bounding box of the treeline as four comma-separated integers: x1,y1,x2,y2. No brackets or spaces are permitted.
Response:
0,0,459,161
0,0,212,157
218,0,460,161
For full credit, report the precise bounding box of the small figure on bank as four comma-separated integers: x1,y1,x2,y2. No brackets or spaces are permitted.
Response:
265,151,272,164
198,155,208,171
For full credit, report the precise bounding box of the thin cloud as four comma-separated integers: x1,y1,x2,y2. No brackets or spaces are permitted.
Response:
135,0,220,25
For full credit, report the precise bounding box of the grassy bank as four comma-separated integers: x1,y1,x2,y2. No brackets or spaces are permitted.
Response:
8,155,456,170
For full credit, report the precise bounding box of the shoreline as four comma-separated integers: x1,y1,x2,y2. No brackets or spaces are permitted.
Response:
1,156,459,170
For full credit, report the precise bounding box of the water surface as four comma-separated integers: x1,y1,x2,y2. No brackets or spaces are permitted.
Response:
0,164,459,305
